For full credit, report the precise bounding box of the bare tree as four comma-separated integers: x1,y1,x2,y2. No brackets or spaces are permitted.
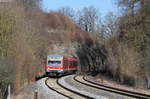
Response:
77,6,99,32
58,6,75,20
103,12,119,38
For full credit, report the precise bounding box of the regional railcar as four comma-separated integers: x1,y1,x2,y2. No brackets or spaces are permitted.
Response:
45,54,77,76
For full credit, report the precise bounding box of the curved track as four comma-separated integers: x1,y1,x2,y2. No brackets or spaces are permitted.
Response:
45,78,72,99
74,75,150,99
45,77,88,99
58,75,129,99
45,75,150,99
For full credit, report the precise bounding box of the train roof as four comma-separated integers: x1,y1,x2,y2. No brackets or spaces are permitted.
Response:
47,54,63,58
47,54,77,58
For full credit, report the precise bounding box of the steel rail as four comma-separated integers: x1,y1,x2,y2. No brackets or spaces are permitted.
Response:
57,75,93,99
74,75,150,99
83,76,150,99
45,78,72,99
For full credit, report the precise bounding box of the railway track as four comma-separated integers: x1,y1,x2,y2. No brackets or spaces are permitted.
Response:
45,78,71,99
74,75,150,99
45,77,88,99
45,75,150,99
58,75,130,99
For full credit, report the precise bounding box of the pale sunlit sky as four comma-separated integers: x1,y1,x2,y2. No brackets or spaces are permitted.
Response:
42,0,119,16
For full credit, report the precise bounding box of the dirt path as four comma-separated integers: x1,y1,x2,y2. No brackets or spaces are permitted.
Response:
12,78,68,99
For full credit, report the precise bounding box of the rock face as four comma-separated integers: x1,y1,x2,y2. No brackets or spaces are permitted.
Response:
41,12,107,74
76,42,107,73
48,43,77,58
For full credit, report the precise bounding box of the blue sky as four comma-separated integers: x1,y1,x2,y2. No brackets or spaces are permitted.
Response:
42,0,119,16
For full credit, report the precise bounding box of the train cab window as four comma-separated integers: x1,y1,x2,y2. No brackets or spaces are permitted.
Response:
48,60,61,65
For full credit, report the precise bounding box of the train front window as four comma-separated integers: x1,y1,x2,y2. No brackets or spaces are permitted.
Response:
48,60,61,66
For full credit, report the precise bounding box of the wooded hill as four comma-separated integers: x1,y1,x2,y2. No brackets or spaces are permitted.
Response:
0,0,150,97
0,0,102,95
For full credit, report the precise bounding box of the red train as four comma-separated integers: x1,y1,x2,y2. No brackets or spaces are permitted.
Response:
45,54,77,76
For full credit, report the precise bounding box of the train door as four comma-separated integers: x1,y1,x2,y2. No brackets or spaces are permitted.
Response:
63,57,68,72
67,58,72,73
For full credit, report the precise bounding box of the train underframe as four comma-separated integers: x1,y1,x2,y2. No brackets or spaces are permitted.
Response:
45,69,77,76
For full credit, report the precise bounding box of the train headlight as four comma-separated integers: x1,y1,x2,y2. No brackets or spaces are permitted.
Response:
59,70,63,72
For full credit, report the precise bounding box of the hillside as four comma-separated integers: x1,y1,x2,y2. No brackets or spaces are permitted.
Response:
0,1,104,95
0,0,150,98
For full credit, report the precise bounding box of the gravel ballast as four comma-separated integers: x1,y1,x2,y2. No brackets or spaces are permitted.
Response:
59,75,135,99
13,77,68,99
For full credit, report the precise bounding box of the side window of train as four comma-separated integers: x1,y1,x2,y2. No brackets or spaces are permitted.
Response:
64,59,67,67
